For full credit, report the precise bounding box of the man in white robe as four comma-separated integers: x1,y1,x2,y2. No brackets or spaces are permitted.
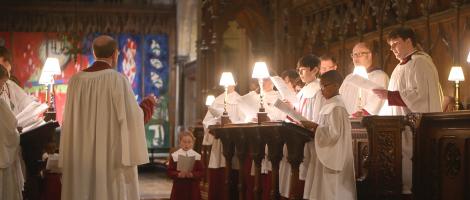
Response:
279,54,322,198
0,67,24,200
301,70,356,200
59,35,155,200
202,86,245,200
373,27,443,194
340,42,389,116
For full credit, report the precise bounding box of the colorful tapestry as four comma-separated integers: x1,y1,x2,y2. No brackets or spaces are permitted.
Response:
144,34,170,148
117,34,143,101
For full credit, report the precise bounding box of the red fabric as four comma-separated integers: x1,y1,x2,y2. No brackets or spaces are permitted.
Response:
351,109,370,118
387,91,407,107
82,61,112,72
41,173,61,200
140,96,155,124
208,168,225,200
244,156,254,200
168,157,204,200
262,172,272,200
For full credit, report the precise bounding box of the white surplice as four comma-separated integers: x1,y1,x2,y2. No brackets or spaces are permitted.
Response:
279,80,321,198
59,69,149,200
303,95,356,200
339,69,389,115
0,99,24,200
202,91,244,169
379,51,443,194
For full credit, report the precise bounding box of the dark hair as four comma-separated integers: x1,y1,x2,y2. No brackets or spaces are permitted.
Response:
280,69,299,80
319,54,337,65
320,70,343,85
92,38,118,58
0,46,12,62
297,54,320,70
0,64,8,79
387,27,417,47
178,131,195,142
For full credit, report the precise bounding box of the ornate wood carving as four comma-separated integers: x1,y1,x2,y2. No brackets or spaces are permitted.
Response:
444,141,461,177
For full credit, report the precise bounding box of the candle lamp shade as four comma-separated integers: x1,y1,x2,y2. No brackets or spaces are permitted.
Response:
448,66,465,111
38,72,54,85
219,72,236,87
448,66,465,82
353,66,368,79
42,57,62,75
251,61,270,79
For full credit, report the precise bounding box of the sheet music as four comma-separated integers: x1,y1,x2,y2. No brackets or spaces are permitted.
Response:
270,76,297,103
347,74,385,91
237,92,259,119
177,155,196,172
16,102,48,128
46,153,61,173
273,99,308,122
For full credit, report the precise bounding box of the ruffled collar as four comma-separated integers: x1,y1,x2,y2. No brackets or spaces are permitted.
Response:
171,148,201,162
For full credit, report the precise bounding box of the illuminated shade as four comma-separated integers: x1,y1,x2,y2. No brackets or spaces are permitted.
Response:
38,72,54,85
251,61,270,79
219,72,236,86
448,66,465,82
42,57,62,75
353,66,368,79
467,51,470,63
205,95,215,106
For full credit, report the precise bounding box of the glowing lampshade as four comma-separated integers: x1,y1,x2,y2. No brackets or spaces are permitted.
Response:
353,66,368,79
219,72,236,86
205,95,215,106
38,72,54,85
42,57,61,75
251,62,270,79
448,66,465,82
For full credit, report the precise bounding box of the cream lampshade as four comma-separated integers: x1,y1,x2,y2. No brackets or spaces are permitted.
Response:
448,66,465,110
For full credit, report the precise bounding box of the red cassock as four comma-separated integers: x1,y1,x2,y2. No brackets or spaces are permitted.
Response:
168,157,204,200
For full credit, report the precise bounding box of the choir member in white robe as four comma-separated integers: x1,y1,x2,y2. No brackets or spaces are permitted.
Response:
302,70,356,200
373,27,443,194
279,54,322,198
202,86,245,200
340,42,389,116
0,67,24,200
60,36,151,200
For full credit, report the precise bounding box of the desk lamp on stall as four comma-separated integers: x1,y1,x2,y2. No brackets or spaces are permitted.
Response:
251,61,270,123
38,57,61,121
448,66,465,110
353,65,368,114
219,72,236,126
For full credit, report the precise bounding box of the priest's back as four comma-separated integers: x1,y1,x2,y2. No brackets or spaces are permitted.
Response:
59,68,149,200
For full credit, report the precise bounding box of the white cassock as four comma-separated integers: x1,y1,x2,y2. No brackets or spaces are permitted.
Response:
0,99,24,200
59,69,149,200
303,95,356,200
339,69,389,115
379,51,443,194
279,80,321,198
202,91,244,169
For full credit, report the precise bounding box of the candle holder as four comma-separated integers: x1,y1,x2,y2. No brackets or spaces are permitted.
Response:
219,72,236,126
252,61,270,124
448,66,465,111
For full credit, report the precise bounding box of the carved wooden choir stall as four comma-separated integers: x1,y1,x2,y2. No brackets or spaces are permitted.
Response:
200,111,470,200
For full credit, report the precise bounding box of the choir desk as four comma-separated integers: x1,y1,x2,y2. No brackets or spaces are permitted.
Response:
209,122,314,200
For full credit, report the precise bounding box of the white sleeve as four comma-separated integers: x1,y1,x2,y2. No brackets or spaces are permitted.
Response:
113,77,149,166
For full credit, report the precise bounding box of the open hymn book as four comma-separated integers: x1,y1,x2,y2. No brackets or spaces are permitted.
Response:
16,102,48,132
177,155,196,172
